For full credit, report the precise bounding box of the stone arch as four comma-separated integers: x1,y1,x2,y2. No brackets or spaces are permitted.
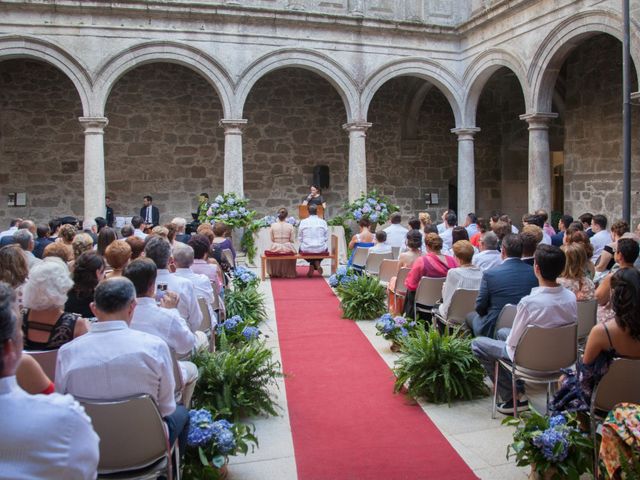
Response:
94,41,234,118
361,58,463,126
462,49,530,125
234,48,359,122
529,9,640,113
0,35,93,115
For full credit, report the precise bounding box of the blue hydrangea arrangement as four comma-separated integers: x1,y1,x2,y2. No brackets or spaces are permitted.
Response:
205,193,256,229
232,265,259,290
504,410,593,478
216,314,262,348
344,189,399,225
185,408,257,476
375,313,421,345
328,265,357,288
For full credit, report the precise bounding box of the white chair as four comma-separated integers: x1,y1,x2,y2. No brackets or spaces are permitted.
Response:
577,298,598,348
351,246,370,270
391,267,411,312
391,246,401,259
493,323,577,418
78,394,177,480
222,248,235,269
414,276,446,320
365,252,394,276
433,289,479,328
378,259,399,286
197,296,215,353
26,349,58,382
494,304,517,336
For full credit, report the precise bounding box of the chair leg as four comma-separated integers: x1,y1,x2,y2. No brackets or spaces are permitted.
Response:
592,416,599,480
511,368,518,418
492,361,499,419
546,383,551,415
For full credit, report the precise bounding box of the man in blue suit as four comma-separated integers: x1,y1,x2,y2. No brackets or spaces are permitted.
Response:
466,234,538,338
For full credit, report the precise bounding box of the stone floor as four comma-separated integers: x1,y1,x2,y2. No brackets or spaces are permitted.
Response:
227,262,536,479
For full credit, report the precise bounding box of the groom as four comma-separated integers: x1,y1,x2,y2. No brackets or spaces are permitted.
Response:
298,204,329,277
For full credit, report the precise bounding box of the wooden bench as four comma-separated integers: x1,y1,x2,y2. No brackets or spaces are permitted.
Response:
261,234,338,280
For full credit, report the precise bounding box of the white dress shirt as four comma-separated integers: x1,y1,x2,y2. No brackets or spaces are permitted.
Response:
156,269,203,332
438,266,483,317
466,223,478,238
56,320,176,417
24,250,42,269
540,231,552,245
174,268,214,305
369,242,392,255
298,215,329,253
440,227,454,251
511,225,519,234
473,249,502,272
133,228,147,240
383,224,409,248
0,226,17,239
0,375,99,480
590,230,613,263
505,286,577,360
437,222,446,234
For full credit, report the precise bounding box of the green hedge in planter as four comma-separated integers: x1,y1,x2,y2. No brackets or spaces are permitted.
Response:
336,274,386,320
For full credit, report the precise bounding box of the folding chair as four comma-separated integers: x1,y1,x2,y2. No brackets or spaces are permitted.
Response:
493,323,577,418
79,394,177,480
197,296,215,353
351,246,370,272
391,246,401,259
222,248,235,269
577,298,598,350
211,280,225,324
494,304,517,337
26,349,58,381
378,259,399,286
170,349,184,404
433,288,479,329
364,252,394,276
414,276,446,321
390,267,411,314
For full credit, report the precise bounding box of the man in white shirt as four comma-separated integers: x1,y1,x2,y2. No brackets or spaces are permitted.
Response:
13,228,42,269
298,204,329,277
590,214,613,263
124,258,200,407
383,212,408,248
56,277,190,451
436,209,450,234
0,218,21,239
439,212,457,251
131,215,147,240
472,231,502,272
369,230,392,255
0,282,99,480
472,244,577,414
145,236,203,332
464,212,479,238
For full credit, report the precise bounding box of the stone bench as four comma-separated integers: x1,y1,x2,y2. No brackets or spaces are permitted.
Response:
260,234,338,280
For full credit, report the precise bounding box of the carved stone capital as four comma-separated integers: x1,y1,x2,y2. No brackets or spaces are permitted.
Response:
78,117,108,135
519,112,558,130
219,119,248,134
342,121,372,133
451,127,480,141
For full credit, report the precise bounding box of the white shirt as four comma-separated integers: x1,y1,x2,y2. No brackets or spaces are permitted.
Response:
133,228,147,240
472,249,502,272
437,222,446,234
369,242,392,255
466,223,478,238
156,269,203,332
511,225,519,234
438,266,483,317
174,268,214,305
540,231,552,245
131,297,196,356
440,227,454,251
56,320,176,417
0,376,99,480
505,286,577,360
24,250,42,269
590,229,613,263
298,215,328,253
0,226,17,239
383,224,408,248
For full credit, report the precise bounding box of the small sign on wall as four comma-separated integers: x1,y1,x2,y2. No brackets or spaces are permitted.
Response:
7,192,26,207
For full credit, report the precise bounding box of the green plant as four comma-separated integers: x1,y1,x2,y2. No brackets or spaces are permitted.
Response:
343,189,399,225
375,313,423,346
393,327,489,403
240,228,257,265
192,341,283,421
204,193,256,229
336,274,386,320
224,286,267,326
503,410,593,479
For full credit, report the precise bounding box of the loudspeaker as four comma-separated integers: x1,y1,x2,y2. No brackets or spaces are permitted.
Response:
313,165,330,189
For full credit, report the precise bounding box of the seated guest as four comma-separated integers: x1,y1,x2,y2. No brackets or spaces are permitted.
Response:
523,214,551,245
466,234,538,338
125,259,200,407
595,238,639,324
151,225,169,240
439,212,457,251
552,268,640,413
403,233,457,318
65,251,105,318
299,204,329,277
579,212,594,237
436,209,451,234
387,230,423,314
590,214,612,263
22,258,90,350
125,235,145,260
16,354,55,395
520,224,543,265
164,222,177,245
173,243,215,309
120,224,134,238
464,212,479,238
418,212,432,230
472,244,577,414
383,212,409,249
0,244,28,309
444,226,470,256
189,234,223,287
96,226,117,257
13,229,41,269
71,233,93,260
564,226,595,278
0,218,21,240
470,217,488,248
472,231,502,272
55,277,189,452
438,240,482,318
557,242,595,301
595,220,629,273
144,236,202,332
492,220,511,249
42,241,74,265
33,223,53,259
401,217,425,253
265,208,297,278
172,217,190,244
104,240,132,278
348,217,375,265
535,209,556,237
131,215,147,240
551,214,573,247
211,222,236,261
500,214,519,234
0,282,99,479
369,230,392,254
57,223,76,248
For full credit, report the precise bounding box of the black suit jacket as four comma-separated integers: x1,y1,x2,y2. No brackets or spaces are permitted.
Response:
140,205,160,227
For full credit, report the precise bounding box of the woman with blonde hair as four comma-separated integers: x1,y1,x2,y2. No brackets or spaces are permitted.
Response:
0,245,29,309
557,242,595,300
265,208,297,278
71,233,94,260
418,212,432,230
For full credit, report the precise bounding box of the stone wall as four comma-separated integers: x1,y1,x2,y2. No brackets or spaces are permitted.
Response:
105,63,224,224
563,34,640,224
367,77,457,221
242,68,349,217
0,60,84,228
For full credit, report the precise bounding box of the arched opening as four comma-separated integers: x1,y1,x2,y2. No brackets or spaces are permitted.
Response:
242,67,349,215
366,76,457,218
104,63,224,223
475,67,529,221
0,59,84,226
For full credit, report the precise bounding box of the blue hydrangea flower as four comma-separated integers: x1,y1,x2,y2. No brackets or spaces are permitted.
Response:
549,415,567,428
336,266,347,276
399,327,409,337
215,195,224,203
394,316,407,326
533,428,569,462
228,198,235,205
211,203,219,209
362,204,371,214
375,205,381,211
210,420,236,454
328,275,339,287
229,210,238,218
367,198,376,205
220,213,228,220
239,207,246,214
354,211,362,220
187,409,215,447
242,326,260,340
370,213,379,223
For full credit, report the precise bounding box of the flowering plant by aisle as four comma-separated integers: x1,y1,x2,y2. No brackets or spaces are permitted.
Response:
328,265,357,289
503,410,593,479
344,190,399,225
231,265,259,290
205,193,256,229
375,313,421,345
215,314,263,349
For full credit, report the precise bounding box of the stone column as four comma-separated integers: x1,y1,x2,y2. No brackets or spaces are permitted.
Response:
79,117,108,227
451,127,480,217
519,112,558,213
219,119,248,197
343,122,372,202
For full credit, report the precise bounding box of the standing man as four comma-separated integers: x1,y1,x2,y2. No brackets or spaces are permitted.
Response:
140,195,160,228
105,196,114,228
298,204,329,277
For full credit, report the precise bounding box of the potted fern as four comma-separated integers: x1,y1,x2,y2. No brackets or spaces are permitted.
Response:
393,327,488,403
336,274,386,320
224,286,267,326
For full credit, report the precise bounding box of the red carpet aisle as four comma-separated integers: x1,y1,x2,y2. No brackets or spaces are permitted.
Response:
270,270,478,480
